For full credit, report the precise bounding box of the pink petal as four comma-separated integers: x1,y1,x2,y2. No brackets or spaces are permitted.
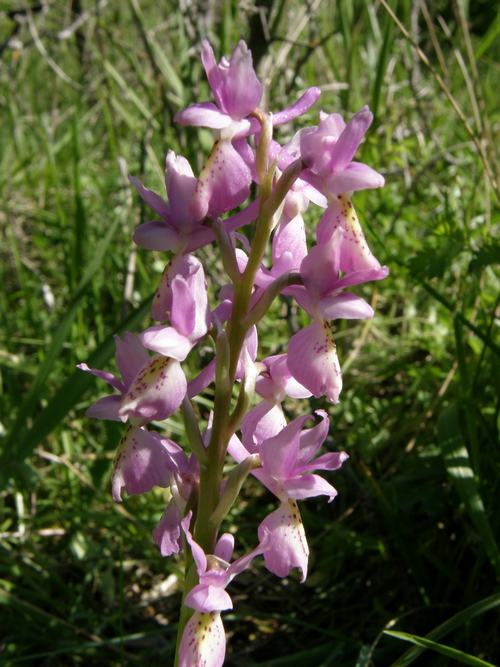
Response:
334,266,389,290
260,414,310,480
226,530,271,581
85,395,122,421
129,176,169,218
283,473,338,501
119,356,187,422
272,214,308,276
213,294,233,323
316,197,383,274
300,451,349,473
140,325,193,361
153,500,182,557
222,40,263,119
174,102,233,129
190,139,251,220
181,512,207,575
154,254,209,338
227,433,252,464
241,401,287,454
223,198,260,233
201,40,225,108
178,612,225,667
280,368,312,400
227,433,279,497
300,113,346,175
235,326,258,380
114,332,150,388
234,248,249,275
319,292,374,320
299,232,342,297
258,501,309,582
77,362,124,393
297,409,329,463
287,322,342,403
233,138,256,179
271,87,321,127
187,358,216,398
256,354,311,401
184,226,217,253
111,426,174,501
133,221,180,252
173,256,209,341
170,275,196,337
329,106,373,173
299,181,328,208
185,584,233,613
237,87,322,140
215,533,235,562
164,151,197,224
326,161,384,194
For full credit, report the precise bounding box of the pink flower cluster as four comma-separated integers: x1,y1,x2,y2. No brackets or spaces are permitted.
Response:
79,40,387,666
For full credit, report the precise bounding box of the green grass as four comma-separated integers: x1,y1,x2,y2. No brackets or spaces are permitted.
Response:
0,1,499,665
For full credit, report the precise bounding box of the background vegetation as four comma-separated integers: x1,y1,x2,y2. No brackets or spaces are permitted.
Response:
0,0,498,665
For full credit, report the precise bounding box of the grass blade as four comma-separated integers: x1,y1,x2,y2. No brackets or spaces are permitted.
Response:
371,3,394,122
104,60,159,129
385,630,495,666
389,593,500,666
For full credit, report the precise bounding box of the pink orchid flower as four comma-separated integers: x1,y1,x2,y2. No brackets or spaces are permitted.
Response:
299,107,387,273
175,40,321,141
77,332,187,423
240,354,311,453
173,40,321,225
178,512,270,667
301,106,384,195
131,150,259,254
285,231,388,402
229,411,347,581
111,425,185,502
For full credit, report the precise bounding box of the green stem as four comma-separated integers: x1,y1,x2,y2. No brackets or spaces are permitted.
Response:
210,455,260,527
242,271,302,329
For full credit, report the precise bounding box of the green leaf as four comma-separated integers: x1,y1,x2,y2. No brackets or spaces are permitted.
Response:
469,242,500,273
386,630,496,666
408,239,463,280
389,593,500,666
